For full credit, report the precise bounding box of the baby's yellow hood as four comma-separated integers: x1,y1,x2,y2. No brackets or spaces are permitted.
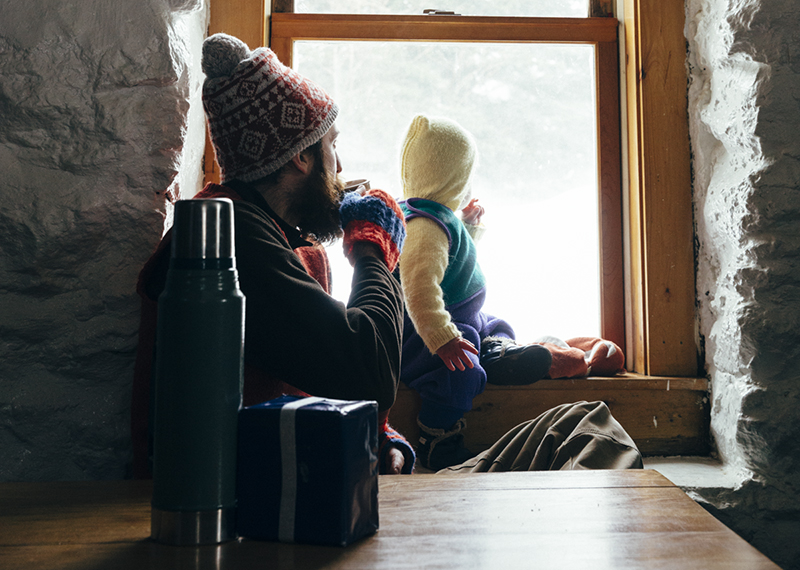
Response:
400,114,476,212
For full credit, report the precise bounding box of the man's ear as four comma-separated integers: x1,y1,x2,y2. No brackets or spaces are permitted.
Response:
290,150,314,175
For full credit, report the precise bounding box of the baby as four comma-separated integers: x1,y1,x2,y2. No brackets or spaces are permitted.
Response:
397,114,552,470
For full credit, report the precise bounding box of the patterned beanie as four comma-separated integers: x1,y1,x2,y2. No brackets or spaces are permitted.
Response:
201,33,338,183
400,114,477,212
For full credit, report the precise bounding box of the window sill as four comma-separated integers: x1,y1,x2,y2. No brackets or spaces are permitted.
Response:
643,456,746,490
392,373,711,457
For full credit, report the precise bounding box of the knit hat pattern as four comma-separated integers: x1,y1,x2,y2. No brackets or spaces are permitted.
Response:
202,33,339,183
400,114,477,212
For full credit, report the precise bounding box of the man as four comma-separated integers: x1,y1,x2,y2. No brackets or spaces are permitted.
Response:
132,33,642,478
133,33,413,476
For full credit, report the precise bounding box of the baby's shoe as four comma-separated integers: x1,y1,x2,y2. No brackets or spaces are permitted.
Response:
416,417,474,471
481,336,553,385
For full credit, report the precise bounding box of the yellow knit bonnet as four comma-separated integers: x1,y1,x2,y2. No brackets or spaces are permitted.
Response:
400,114,477,212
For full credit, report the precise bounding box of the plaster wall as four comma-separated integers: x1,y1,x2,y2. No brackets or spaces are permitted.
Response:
0,0,207,480
0,0,799,568
687,0,800,568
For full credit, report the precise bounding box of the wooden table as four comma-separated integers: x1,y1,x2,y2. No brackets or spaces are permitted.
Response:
0,470,779,569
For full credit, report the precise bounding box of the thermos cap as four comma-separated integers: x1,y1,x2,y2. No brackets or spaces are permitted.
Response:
171,199,235,260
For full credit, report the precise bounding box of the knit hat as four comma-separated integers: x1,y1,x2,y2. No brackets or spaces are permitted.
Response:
400,114,477,212
201,33,338,183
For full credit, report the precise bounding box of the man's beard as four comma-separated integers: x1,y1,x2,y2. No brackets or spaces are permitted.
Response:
294,162,345,245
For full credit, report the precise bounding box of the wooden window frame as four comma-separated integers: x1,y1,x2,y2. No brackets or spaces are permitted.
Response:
205,0,697,378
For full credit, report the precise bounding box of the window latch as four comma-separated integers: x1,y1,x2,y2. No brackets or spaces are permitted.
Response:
423,9,461,15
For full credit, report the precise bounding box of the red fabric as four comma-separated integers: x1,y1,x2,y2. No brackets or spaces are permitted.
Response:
294,244,332,295
568,337,625,376
539,337,626,379
131,214,178,479
378,410,416,475
539,342,589,379
342,220,401,272
195,185,242,202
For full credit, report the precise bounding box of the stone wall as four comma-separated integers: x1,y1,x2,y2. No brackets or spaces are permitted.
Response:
0,0,207,480
687,0,800,568
0,0,798,567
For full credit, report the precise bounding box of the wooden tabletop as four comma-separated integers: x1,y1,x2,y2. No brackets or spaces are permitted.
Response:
0,470,779,569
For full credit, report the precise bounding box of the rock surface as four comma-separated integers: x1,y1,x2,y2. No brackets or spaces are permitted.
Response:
0,0,799,567
688,0,800,567
0,0,207,480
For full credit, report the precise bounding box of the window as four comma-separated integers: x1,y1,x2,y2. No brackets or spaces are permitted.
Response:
295,40,600,341
206,0,697,378
270,6,625,348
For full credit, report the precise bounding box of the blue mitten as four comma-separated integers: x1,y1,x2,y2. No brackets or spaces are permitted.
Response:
339,189,406,271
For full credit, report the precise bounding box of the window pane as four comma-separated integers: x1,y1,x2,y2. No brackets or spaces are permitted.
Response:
295,0,589,18
295,41,600,341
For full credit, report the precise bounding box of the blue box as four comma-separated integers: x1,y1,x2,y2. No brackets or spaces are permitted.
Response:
236,395,379,546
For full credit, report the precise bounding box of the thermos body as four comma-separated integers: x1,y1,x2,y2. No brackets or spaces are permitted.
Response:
152,270,244,510
150,199,245,545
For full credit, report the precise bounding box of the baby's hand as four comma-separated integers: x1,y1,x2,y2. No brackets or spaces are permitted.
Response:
436,337,479,372
462,198,485,226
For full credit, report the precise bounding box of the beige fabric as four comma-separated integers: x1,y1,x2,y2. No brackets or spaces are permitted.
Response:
442,401,643,473
464,221,486,243
398,114,479,354
400,114,476,212
400,216,460,353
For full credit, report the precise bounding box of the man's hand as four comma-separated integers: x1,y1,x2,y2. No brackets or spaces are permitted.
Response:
346,241,382,266
436,337,479,372
383,444,406,474
339,188,406,271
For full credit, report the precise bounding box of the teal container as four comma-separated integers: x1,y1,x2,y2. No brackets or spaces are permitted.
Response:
151,198,245,545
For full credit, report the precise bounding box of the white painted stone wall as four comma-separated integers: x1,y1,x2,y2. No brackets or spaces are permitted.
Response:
0,0,798,567
0,0,207,480
687,0,800,568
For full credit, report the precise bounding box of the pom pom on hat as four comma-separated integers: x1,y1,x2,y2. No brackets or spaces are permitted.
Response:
201,33,250,79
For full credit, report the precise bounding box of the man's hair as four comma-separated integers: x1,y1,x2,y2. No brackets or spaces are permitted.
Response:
229,137,342,244
257,139,324,188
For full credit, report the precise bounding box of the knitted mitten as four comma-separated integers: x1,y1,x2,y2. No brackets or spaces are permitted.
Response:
566,337,625,376
534,336,625,378
339,189,406,271
379,419,416,474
